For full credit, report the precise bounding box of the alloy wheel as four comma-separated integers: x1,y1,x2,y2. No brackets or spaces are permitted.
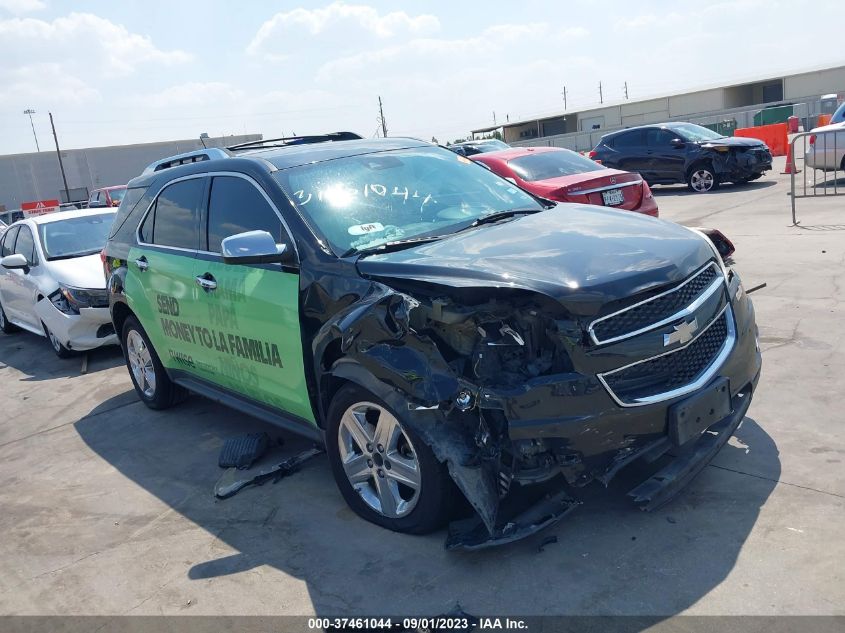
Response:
690,169,715,192
337,401,422,518
126,330,156,398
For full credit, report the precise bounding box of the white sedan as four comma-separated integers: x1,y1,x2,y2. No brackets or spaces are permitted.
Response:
0,209,118,357
804,121,845,173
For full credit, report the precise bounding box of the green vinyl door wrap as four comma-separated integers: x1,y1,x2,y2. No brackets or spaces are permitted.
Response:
188,258,316,424
125,246,203,372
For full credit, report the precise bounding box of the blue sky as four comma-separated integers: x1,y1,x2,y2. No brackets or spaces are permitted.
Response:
1,0,842,153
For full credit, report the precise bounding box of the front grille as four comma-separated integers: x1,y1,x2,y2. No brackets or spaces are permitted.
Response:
600,310,730,405
591,264,720,343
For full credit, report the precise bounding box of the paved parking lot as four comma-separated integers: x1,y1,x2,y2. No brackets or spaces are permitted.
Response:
1,157,843,617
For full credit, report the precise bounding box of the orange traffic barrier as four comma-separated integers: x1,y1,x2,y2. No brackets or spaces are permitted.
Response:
781,143,801,174
817,114,832,127
734,122,788,156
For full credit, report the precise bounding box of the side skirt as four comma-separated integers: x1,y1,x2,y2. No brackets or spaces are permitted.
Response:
169,369,324,443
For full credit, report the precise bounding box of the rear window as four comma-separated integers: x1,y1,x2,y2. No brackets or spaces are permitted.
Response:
108,186,148,238
508,150,605,182
38,213,116,260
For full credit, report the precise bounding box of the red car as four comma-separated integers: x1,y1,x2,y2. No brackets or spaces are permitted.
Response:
471,146,659,217
86,185,127,209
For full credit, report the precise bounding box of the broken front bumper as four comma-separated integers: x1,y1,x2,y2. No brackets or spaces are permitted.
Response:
447,381,755,550
34,300,118,351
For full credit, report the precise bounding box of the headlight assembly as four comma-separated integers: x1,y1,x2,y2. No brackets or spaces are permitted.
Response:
49,286,109,315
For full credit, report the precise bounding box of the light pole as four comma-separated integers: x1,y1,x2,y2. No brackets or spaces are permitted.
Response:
23,108,40,152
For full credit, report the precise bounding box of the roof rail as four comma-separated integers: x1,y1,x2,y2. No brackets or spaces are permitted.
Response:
227,131,363,151
142,147,230,175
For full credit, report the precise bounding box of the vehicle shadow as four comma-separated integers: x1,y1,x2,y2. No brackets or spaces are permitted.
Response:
651,180,777,198
0,332,123,381
74,394,778,618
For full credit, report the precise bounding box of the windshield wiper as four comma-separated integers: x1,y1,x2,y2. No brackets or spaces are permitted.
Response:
342,234,444,258
462,208,544,231
47,249,101,261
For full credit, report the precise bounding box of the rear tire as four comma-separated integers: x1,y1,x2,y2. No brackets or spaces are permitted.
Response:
687,164,720,192
0,298,19,334
326,383,455,534
42,322,75,358
121,315,187,409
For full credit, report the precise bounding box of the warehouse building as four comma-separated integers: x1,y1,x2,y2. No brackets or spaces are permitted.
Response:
472,64,845,151
0,134,261,214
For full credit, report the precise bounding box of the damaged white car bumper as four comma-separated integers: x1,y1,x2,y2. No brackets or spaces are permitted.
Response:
34,300,117,351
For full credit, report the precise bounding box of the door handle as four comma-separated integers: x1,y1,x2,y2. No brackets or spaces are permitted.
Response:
134,257,149,272
195,274,217,291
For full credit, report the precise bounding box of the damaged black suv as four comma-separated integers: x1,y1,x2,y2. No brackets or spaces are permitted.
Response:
104,134,761,550
591,122,773,192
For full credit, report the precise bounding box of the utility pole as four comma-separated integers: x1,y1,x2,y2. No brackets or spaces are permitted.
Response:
378,96,387,138
23,108,40,152
599,81,603,104
561,86,567,110
624,81,629,100
493,111,497,125
49,112,70,202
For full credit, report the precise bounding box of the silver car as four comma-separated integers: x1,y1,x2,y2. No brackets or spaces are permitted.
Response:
0,209,119,357
804,121,845,172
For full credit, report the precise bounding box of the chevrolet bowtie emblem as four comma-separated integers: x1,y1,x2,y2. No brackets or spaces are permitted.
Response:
664,318,698,346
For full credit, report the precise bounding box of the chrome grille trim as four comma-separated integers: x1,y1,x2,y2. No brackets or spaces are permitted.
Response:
588,262,725,346
597,303,736,408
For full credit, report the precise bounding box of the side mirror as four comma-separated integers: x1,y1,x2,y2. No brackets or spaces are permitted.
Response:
221,230,293,266
1,253,29,271
671,138,686,148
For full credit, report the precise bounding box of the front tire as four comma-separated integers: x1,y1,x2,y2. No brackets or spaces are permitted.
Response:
121,315,186,409
0,298,19,334
326,384,455,534
687,164,720,192
42,322,74,358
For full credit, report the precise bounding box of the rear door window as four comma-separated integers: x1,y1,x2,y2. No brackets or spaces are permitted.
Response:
140,178,205,250
205,176,293,254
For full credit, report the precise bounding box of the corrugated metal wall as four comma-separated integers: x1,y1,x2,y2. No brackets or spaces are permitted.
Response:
0,134,261,210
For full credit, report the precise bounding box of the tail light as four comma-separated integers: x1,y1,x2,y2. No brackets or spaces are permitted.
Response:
643,181,654,199
100,249,110,281
809,135,816,146
588,150,598,160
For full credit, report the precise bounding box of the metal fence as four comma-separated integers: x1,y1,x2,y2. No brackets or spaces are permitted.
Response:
789,128,844,224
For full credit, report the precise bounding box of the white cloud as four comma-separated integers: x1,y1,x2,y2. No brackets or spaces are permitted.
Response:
0,0,45,14
247,2,440,59
0,12,192,109
146,82,245,108
0,13,191,77
0,62,99,106
316,22,586,81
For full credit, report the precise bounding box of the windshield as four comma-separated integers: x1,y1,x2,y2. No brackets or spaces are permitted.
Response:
38,212,116,260
669,123,725,142
108,188,126,205
509,150,605,181
274,146,543,255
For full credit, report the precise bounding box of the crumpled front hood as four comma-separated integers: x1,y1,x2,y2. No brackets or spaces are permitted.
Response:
357,204,714,316
45,254,107,290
